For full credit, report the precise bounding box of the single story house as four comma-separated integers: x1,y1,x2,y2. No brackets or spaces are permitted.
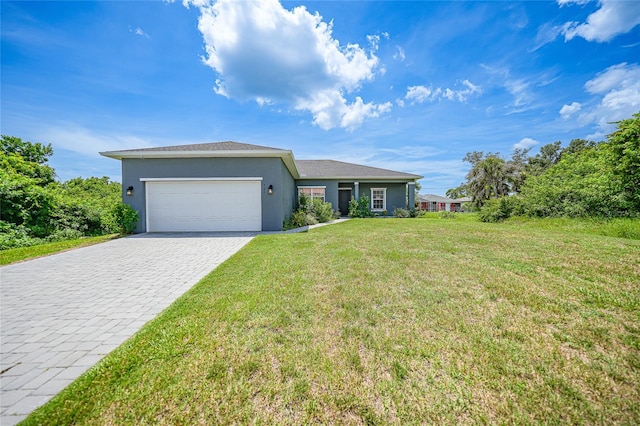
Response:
419,194,470,212
100,141,422,232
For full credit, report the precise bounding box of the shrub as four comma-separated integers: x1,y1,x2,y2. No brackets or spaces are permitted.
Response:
478,197,521,223
111,202,139,235
393,208,410,218
0,221,42,250
45,228,84,242
349,196,373,218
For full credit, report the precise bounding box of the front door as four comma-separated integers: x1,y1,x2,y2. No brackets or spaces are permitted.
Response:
338,189,352,216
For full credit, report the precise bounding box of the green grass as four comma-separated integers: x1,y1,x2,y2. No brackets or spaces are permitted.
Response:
0,234,119,265
24,219,640,424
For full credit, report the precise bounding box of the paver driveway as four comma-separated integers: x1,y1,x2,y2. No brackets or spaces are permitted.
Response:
0,232,255,425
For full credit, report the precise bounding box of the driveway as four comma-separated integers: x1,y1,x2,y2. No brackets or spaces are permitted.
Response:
0,232,255,425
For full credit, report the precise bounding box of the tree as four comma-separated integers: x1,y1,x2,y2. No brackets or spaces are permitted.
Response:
607,112,640,211
1,135,53,165
463,152,512,208
446,184,468,199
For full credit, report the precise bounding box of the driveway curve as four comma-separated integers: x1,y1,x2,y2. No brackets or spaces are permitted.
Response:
0,232,255,425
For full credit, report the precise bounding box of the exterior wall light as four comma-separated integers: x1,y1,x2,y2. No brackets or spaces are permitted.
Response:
126,186,134,196
268,184,274,195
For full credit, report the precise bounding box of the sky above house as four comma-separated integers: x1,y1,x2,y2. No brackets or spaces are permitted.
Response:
2,0,639,195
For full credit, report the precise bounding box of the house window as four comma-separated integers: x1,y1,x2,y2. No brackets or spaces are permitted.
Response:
370,188,386,211
298,186,326,202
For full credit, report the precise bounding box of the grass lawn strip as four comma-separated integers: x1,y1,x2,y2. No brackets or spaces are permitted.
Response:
23,218,640,424
0,234,119,266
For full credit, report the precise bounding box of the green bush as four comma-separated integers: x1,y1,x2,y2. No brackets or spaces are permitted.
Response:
0,221,42,250
478,197,521,223
393,208,410,218
111,202,139,235
349,196,373,218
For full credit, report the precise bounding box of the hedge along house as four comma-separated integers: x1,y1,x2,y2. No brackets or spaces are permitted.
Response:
100,142,422,232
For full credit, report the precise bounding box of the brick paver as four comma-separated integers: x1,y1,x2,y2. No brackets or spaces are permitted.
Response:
0,232,255,425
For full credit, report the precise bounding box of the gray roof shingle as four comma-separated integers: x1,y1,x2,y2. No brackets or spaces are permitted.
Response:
296,159,421,179
109,141,287,153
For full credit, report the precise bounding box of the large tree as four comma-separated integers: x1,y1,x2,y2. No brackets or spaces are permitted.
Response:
608,112,640,211
463,152,513,208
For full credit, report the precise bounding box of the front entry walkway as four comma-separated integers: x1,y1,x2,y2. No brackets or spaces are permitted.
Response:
0,232,255,425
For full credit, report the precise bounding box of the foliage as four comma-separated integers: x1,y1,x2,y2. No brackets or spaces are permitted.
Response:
393,208,410,218
478,196,521,222
446,112,639,221
446,184,468,199
1,136,123,249
519,144,627,218
283,194,335,230
111,202,139,235
463,152,514,208
348,195,373,218
608,112,640,211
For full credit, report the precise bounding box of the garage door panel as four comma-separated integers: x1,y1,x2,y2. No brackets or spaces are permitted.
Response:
146,180,262,232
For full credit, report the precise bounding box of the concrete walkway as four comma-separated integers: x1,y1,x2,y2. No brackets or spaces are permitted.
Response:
0,232,255,425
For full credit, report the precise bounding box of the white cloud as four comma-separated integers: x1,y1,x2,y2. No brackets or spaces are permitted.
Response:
561,0,640,42
404,80,481,104
513,137,539,150
393,46,406,61
561,63,640,133
129,26,150,39
559,101,582,118
183,0,388,130
38,124,154,157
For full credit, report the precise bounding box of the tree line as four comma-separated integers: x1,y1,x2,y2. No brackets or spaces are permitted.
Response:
1,135,131,249
446,112,639,221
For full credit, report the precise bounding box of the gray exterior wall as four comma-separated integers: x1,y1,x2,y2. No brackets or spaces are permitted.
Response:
358,182,408,213
295,180,340,211
295,180,410,215
121,157,296,232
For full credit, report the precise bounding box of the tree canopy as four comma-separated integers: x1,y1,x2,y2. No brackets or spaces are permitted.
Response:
448,112,639,219
1,136,123,249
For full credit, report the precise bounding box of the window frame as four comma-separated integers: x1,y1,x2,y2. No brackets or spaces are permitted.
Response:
297,186,326,202
370,187,387,212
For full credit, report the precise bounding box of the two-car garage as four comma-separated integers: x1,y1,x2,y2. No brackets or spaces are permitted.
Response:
143,178,262,232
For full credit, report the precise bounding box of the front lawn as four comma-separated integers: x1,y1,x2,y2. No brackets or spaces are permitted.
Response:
25,219,639,424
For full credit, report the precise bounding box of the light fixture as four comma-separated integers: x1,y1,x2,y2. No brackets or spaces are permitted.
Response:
268,184,274,195
126,186,134,196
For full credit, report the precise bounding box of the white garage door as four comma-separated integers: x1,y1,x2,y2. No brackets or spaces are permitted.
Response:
145,179,262,232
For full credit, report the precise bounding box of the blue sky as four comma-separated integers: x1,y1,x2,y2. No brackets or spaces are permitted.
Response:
2,0,639,195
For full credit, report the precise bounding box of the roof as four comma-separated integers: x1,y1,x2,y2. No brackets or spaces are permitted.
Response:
419,194,457,203
103,141,287,154
100,141,422,181
296,159,422,180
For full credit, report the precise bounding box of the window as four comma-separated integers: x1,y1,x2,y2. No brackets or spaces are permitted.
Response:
370,188,386,211
298,186,325,202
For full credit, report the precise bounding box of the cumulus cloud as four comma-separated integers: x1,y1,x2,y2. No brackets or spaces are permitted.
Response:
561,0,640,42
561,62,640,133
183,0,389,130
513,137,539,150
404,80,481,105
559,101,582,118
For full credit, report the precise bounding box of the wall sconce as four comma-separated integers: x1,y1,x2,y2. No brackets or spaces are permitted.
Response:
126,186,134,196
268,184,274,195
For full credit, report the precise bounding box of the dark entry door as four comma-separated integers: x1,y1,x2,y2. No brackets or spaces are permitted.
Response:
338,189,352,216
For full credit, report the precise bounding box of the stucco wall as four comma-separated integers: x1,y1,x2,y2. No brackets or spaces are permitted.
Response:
358,182,408,214
121,157,295,232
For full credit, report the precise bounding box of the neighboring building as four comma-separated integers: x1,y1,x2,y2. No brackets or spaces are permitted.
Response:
419,194,470,212
101,141,422,232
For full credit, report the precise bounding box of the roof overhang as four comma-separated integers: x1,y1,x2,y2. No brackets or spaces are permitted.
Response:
99,149,301,179
297,176,423,181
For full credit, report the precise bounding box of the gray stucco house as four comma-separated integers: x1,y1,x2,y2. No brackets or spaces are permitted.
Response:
101,141,422,232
